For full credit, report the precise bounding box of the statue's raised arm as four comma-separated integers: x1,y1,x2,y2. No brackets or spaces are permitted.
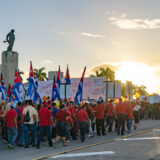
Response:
3,29,15,51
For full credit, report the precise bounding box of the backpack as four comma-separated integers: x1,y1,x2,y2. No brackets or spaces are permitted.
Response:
24,110,30,122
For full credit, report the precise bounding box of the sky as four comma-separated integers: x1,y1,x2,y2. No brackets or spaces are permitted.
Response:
0,0,160,93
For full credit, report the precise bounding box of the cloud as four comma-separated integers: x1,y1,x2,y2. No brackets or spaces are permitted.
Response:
42,60,53,64
81,32,106,38
46,28,106,39
109,15,160,29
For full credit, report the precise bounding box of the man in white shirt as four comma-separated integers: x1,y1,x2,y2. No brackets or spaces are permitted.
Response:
22,100,37,148
133,103,141,130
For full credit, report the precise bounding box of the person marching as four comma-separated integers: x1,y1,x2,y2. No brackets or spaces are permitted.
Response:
36,102,54,149
133,102,141,130
22,100,37,148
126,102,135,133
77,104,89,142
54,104,68,147
94,100,106,136
115,98,127,135
107,99,114,133
5,105,18,149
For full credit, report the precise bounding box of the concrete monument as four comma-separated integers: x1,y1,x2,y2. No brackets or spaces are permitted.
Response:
2,30,18,87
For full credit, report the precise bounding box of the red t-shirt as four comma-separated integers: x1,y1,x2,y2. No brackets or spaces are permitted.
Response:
95,103,105,119
55,109,68,122
39,107,52,126
17,108,23,125
68,107,76,116
5,109,17,128
107,103,114,116
77,109,88,122
128,105,135,119
115,102,127,114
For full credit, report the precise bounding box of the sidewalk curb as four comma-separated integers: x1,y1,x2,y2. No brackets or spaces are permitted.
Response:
32,127,160,160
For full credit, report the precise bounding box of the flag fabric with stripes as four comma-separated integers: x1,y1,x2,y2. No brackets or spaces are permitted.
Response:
75,67,86,104
12,71,22,102
27,61,35,101
34,75,42,104
56,66,61,100
65,65,71,84
52,75,60,101
7,84,12,102
0,74,7,100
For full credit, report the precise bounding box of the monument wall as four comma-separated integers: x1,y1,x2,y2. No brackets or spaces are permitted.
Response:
1,51,18,87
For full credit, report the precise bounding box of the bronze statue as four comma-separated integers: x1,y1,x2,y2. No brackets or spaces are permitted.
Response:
3,29,15,51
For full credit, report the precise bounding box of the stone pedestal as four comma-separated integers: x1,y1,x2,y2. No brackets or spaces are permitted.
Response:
1,51,18,87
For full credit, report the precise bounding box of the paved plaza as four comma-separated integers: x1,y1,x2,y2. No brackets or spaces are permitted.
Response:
1,120,160,160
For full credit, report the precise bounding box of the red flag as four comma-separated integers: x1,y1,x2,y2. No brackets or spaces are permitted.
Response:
1,73,5,86
7,84,11,96
65,65,70,79
29,61,34,78
14,70,21,83
57,66,60,81
53,75,57,89
80,66,86,82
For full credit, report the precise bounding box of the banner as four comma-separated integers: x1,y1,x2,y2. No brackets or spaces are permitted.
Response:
148,95,160,104
22,77,106,100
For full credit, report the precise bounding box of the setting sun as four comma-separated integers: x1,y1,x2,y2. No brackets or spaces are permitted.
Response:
115,61,158,93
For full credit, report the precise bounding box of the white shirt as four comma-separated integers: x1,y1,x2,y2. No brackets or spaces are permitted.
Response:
133,105,141,111
23,105,36,124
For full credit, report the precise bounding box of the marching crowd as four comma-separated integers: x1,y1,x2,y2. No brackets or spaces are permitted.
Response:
0,96,157,150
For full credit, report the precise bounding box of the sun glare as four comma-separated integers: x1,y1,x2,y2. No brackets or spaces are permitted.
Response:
115,61,158,93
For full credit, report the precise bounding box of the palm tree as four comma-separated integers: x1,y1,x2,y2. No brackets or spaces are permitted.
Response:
90,70,101,77
90,67,115,81
34,67,48,81
99,67,115,81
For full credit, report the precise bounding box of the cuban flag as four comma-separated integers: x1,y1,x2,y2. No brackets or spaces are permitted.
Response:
56,66,61,100
52,75,60,101
7,84,12,102
65,65,71,84
1,74,7,99
74,67,86,105
0,85,4,100
27,61,35,100
34,75,42,104
12,70,22,102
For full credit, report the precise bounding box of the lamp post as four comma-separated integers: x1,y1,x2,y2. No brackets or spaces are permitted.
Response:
60,82,71,102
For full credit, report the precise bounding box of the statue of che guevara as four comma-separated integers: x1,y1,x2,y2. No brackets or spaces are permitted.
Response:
3,29,15,51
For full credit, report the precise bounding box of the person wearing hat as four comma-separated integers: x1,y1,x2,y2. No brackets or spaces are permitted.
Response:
5,105,18,149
